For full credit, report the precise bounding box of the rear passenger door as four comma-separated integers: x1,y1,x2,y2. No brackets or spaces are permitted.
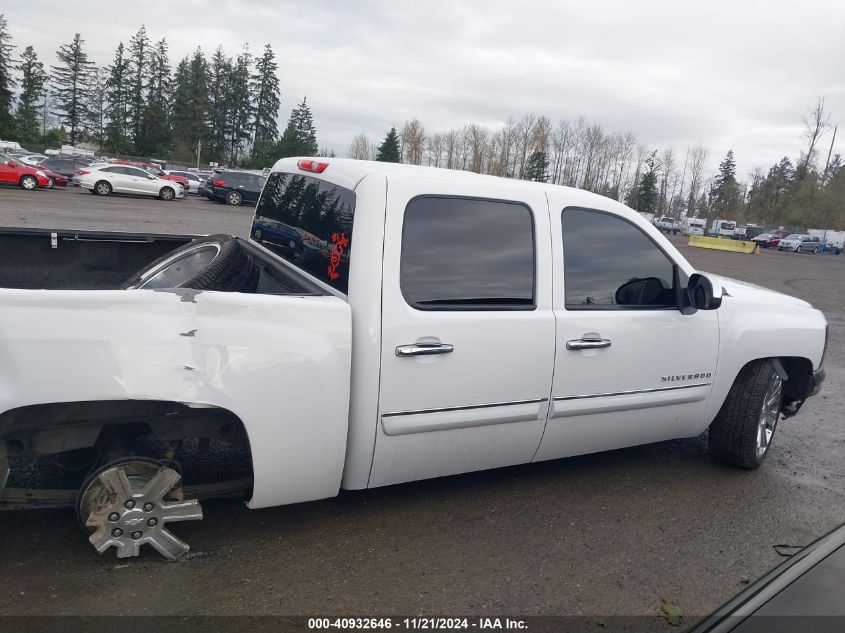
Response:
369,177,555,488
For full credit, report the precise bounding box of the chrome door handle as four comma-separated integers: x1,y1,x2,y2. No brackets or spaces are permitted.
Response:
566,337,611,351
395,342,454,357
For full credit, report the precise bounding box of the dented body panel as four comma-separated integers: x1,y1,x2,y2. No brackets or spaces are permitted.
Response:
0,287,352,508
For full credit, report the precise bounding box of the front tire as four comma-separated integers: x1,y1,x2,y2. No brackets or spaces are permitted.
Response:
813,246,819,254
20,175,38,190
47,177,55,189
159,186,175,201
226,191,242,206
709,360,784,469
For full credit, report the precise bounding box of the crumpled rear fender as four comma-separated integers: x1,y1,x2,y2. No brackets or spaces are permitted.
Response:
0,287,352,508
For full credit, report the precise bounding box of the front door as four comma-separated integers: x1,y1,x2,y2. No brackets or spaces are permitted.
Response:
369,177,556,488
535,206,719,461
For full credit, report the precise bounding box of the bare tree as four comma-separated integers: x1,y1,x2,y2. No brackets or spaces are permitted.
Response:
347,132,375,160
401,118,426,165
426,132,446,167
802,97,830,172
686,143,709,216
464,123,489,173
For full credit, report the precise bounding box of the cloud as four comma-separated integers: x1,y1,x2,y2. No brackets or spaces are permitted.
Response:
4,0,843,176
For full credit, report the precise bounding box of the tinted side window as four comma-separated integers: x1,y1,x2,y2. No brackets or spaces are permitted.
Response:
224,172,242,186
401,197,535,310
562,208,675,309
253,172,356,293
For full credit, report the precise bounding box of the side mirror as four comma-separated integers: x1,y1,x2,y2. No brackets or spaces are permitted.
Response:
615,277,666,306
687,273,723,310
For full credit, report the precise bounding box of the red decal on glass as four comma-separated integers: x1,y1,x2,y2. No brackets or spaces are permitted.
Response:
327,232,349,280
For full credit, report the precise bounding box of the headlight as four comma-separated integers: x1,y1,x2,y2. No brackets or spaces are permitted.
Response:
36,170,46,177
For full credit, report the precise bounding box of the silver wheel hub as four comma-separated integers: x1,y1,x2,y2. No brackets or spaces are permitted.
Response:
82,462,202,559
756,375,783,459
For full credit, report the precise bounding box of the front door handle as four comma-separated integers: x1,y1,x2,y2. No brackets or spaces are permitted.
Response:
396,342,454,357
566,337,611,351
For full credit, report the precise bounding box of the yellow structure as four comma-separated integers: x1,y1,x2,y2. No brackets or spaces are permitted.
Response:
688,235,757,254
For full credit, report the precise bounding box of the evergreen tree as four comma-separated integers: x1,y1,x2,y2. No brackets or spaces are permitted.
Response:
137,38,172,156
276,97,318,158
51,33,95,145
525,150,549,182
85,67,107,147
127,25,150,147
250,44,280,164
104,42,131,153
206,46,231,162
709,150,741,217
225,45,253,163
171,49,209,161
635,151,659,214
0,14,14,138
14,45,47,145
375,126,401,162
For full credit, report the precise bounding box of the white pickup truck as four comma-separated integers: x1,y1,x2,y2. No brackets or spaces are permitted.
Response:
0,158,827,559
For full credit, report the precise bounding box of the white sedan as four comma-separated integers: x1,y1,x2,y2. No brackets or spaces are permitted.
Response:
77,164,185,200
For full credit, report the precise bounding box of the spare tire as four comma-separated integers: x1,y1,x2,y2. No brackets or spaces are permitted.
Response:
121,234,259,292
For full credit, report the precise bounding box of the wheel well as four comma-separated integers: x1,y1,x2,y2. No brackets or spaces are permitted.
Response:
732,356,813,414
779,356,813,406
0,400,253,471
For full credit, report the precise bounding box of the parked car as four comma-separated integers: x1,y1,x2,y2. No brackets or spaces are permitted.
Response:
112,161,190,191
777,234,821,253
75,164,185,200
163,169,205,194
40,156,94,180
751,230,789,248
691,521,845,632
42,167,69,188
682,217,707,236
734,225,765,240
208,169,266,205
0,158,827,561
654,216,680,234
0,153,50,190
710,219,736,238
19,154,48,167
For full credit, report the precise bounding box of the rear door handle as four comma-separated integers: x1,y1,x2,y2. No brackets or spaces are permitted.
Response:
396,342,454,357
566,337,611,351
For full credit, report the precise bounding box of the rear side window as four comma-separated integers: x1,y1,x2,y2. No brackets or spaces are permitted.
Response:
253,172,356,293
401,196,535,310
562,208,675,309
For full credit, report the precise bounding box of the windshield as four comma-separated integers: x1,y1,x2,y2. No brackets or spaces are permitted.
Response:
722,222,736,230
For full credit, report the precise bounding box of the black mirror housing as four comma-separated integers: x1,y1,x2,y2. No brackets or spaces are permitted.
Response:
687,273,723,311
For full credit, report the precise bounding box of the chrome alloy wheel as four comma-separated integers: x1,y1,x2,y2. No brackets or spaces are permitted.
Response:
756,374,783,459
81,460,202,559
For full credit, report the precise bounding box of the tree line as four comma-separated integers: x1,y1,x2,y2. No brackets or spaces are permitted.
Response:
0,14,841,228
0,15,326,167
355,100,842,229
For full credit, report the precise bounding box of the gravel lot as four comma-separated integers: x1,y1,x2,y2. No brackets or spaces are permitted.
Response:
0,186,843,628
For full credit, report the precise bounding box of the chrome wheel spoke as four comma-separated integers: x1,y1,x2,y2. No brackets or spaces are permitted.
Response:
148,528,191,559
160,499,203,523
141,468,181,503
98,467,134,500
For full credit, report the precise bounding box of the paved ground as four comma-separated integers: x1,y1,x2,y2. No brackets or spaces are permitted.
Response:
0,186,843,628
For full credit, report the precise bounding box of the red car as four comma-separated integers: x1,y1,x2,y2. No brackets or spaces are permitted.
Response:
751,230,790,248
40,167,69,188
0,154,50,190
113,160,189,190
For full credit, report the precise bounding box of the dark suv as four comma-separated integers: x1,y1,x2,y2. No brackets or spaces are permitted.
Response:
39,156,93,179
208,170,267,205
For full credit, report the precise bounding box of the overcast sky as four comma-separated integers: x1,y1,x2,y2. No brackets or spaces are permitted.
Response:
4,0,844,176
